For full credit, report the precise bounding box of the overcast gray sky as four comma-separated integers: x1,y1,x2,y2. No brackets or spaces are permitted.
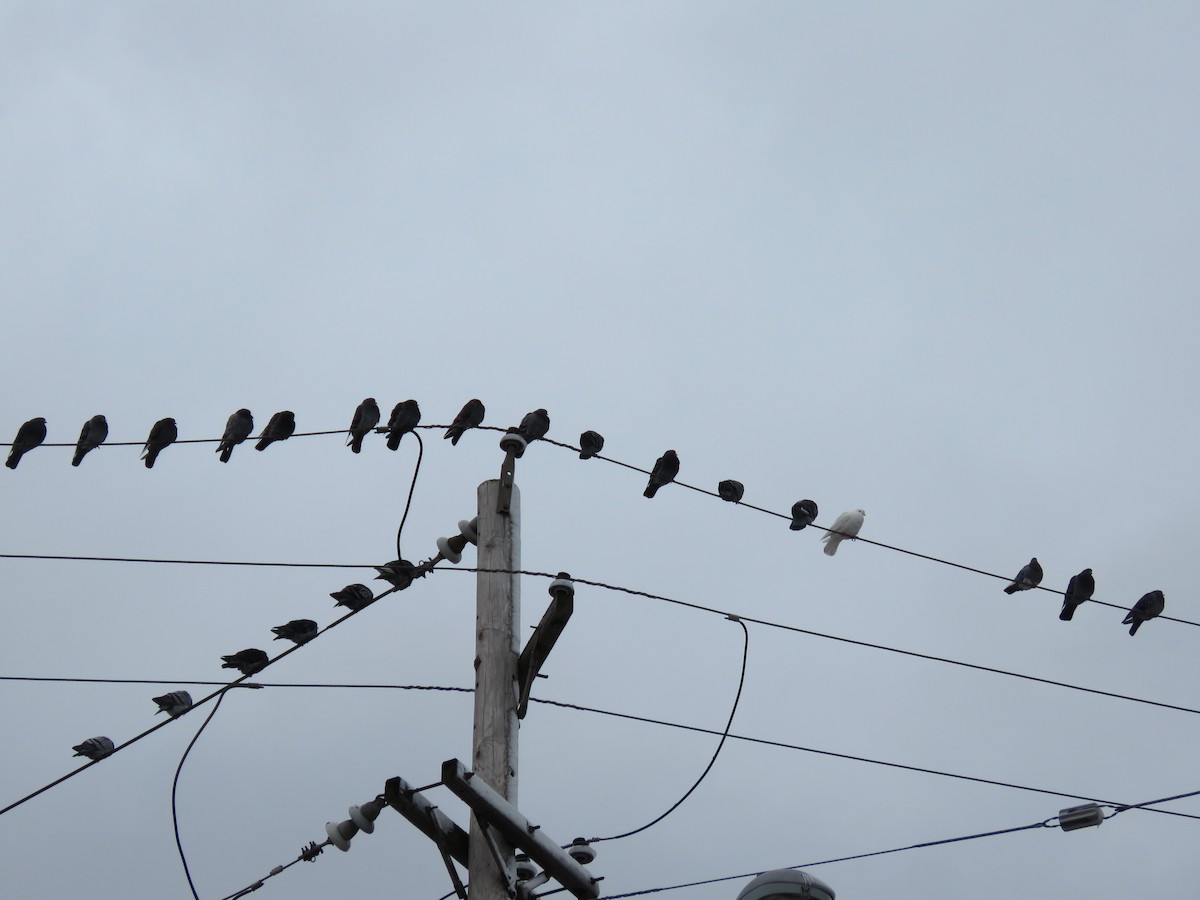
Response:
3,3,1200,898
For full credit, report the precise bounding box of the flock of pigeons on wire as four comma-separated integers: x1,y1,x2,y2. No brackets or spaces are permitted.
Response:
1000,557,1164,636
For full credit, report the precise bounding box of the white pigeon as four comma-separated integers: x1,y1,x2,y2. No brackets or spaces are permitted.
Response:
822,509,865,556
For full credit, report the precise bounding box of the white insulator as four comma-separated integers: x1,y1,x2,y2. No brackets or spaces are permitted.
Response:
436,536,463,564
326,819,358,852
458,518,479,545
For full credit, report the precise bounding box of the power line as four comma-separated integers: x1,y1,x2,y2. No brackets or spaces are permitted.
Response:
5,675,1197,824
173,689,230,900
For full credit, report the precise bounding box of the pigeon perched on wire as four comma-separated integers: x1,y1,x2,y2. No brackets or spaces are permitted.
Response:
71,415,108,467
256,410,296,451
152,691,193,718
142,417,178,469
221,648,269,676
579,430,605,460
385,400,421,450
331,583,375,611
347,398,380,453
643,450,680,498
272,618,319,645
1003,557,1043,594
1123,590,1165,636
444,399,485,446
374,560,417,591
822,509,865,556
72,736,115,761
6,417,47,469
790,500,819,531
518,409,550,442
217,409,254,462
1060,568,1095,621
718,480,744,502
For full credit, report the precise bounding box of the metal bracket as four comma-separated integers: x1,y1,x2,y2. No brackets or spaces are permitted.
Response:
516,575,575,718
480,821,518,899
497,430,526,515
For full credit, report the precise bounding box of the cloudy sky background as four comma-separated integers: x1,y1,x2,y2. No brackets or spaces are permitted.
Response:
3,3,1200,897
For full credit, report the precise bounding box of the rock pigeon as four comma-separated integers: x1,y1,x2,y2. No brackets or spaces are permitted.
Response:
1123,590,1165,636
822,509,865,556
643,450,680,498
256,410,296,451
374,560,417,591
6,417,47,469
331,583,376,611
347,398,380,453
718,480,744,502
790,499,819,531
1003,557,1043,594
71,414,108,467
386,400,422,450
1060,568,1095,621
444,399,485,445
518,409,550,442
152,690,193,718
579,430,605,460
72,736,115,761
217,409,254,463
142,417,178,468
221,648,269,676
272,618,319,644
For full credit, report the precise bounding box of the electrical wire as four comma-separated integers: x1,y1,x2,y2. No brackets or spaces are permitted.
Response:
0,553,371,568
173,688,230,900
589,616,749,844
0,583,401,819
396,432,424,559
218,840,329,900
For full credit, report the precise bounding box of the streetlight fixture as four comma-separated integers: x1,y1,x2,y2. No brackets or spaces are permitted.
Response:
736,869,835,900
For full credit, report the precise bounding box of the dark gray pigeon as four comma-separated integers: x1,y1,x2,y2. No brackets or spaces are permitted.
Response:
386,400,421,450
347,398,380,453
6,417,47,469
221,648,269,675
1123,590,1165,636
790,499,819,531
444,399,485,445
217,409,254,462
579,430,605,460
1060,568,1095,621
152,690,193,718
272,618,319,644
374,560,417,591
1003,557,1043,594
72,736,115,760
331,583,376,611
256,410,296,451
643,450,680,498
518,408,550,442
718,480,744,502
72,414,108,467
142,417,178,468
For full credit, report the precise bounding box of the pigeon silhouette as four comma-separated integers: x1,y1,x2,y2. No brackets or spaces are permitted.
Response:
790,500,819,531
579,430,605,460
444,399,485,446
217,409,254,462
518,409,550,442
142,417,178,469
331,583,376,611
347,398,380,453
822,509,865,556
256,410,296,451
1004,557,1043,594
6,417,47,469
152,690,193,718
386,400,422,450
221,648,269,676
643,450,680,498
374,560,417,591
71,415,108,467
1060,568,1095,621
718,480,744,502
1123,590,1165,636
72,736,115,760
272,618,319,645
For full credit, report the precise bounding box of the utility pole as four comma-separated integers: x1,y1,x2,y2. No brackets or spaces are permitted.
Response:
469,478,521,899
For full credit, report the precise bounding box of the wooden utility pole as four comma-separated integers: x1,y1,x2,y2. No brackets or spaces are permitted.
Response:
468,479,521,900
